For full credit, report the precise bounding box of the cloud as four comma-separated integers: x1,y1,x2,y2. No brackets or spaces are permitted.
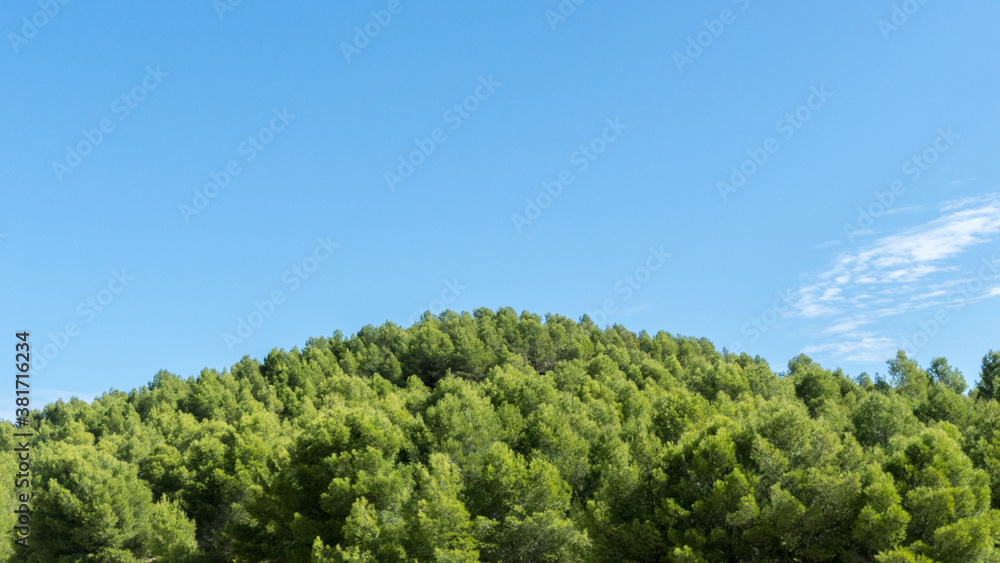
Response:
938,191,998,211
791,193,1000,365
813,239,842,250
802,333,898,364
820,317,871,336
885,205,923,216
31,388,101,405
947,178,981,189
623,303,653,315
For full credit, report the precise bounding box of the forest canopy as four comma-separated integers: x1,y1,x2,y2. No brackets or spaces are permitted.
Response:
4,308,1000,562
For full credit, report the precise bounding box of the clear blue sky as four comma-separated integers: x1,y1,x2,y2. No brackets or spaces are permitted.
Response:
3,1,999,419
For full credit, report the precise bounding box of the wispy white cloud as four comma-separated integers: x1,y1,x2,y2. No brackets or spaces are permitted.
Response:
622,303,653,315
791,193,1000,364
947,178,981,189
939,191,999,212
885,205,923,216
803,333,898,364
820,316,871,336
31,388,101,405
813,239,842,250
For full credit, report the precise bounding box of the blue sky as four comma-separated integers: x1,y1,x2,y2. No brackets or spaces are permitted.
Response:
3,1,999,419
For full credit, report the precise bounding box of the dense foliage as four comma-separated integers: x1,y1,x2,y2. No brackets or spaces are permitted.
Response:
5,308,1000,562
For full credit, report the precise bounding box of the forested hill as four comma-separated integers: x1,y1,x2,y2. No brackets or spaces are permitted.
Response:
4,308,1000,562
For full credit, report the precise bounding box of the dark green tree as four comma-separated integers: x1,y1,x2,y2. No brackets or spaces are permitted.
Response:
31,442,199,562
976,350,1000,401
